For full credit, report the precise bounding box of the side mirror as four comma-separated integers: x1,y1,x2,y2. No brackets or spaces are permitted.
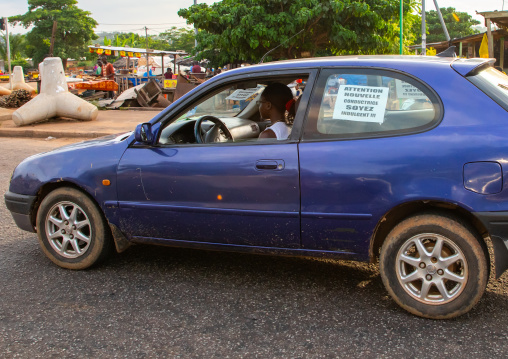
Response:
134,123,153,144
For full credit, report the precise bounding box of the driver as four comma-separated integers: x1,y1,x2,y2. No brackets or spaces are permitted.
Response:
258,83,296,140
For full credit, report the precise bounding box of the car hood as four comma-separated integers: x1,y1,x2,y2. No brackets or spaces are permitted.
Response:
45,132,133,154
9,132,133,198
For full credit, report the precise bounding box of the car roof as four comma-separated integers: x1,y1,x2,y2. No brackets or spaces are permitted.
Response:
216,55,493,77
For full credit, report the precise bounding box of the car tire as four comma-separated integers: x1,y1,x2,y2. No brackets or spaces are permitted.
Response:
36,187,113,270
379,213,488,319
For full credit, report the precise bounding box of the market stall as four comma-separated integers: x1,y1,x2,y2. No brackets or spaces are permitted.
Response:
88,45,188,95
88,45,186,77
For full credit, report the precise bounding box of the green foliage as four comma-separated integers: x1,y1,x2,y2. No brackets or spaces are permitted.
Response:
9,0,98,66
125,33,140,48
11,58,30,72
104,32,169,51
143,36,171,51
114,34,129,48
101,34,130,47
77,60,92,67
414,7,480,43
178,0,419,66
159,27,196,53
0,33,27,61
96,28,194,58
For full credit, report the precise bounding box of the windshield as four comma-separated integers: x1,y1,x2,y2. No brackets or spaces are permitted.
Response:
468,67,508,111
177,85,265,121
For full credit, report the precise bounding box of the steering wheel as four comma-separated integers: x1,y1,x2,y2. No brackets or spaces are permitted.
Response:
194,115,233,144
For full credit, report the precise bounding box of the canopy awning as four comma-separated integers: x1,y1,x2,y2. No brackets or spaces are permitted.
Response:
477,11,508,58
88,45,188,57
477,11,508,29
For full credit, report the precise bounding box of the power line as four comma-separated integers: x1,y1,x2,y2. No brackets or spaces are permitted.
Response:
95,29,146,34
98,22,187,26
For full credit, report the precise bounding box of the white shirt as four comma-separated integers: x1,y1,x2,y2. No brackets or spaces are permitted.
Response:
262,121,291,140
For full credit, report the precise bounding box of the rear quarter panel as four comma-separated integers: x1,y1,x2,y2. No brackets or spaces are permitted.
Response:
299,62,508,259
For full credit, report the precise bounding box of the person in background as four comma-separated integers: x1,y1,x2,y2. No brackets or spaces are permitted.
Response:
164,68,173,79
100,55,116,98
258,83,295,140
93,60,102,76
191,61,202,73
101,55,115,80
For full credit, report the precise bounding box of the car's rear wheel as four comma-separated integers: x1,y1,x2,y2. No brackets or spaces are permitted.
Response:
36,187,113,270
379,213,488,319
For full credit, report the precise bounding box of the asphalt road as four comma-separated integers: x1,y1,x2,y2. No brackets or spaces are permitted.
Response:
1,137,507,358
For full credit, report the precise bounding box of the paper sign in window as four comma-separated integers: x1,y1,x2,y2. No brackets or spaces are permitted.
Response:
333,85,389,124
226,88,259,101
395,80,427,99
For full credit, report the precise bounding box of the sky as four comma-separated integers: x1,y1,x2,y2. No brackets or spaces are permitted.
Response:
3,0,506,35
4,0,217,34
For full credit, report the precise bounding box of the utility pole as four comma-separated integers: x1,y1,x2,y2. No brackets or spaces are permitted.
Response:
421,0,426,55
399,0,403,54
4,18,12,90
433,0,450,42
145,26,149,76
194,0,198,47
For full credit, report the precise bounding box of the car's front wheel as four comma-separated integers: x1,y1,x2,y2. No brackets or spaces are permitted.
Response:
36,187,113,270
380,213,488,319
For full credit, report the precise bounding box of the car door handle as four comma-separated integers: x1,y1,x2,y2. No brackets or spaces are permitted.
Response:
256,160,285,171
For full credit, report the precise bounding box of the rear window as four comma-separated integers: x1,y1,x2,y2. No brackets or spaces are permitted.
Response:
303,69,442,140
468,67,508,111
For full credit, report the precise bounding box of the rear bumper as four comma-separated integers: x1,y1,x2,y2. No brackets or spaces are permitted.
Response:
474,211,508,278
4,191,36,233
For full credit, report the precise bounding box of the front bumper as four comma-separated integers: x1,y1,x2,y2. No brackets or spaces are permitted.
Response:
4,191,37,233
474,211,508,278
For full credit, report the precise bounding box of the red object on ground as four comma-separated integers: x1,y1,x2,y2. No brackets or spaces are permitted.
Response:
74,80,119,91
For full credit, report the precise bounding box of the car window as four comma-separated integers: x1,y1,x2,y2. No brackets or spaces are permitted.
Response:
467,67,508,112
177,84,264,120
157,75,309,145
303,70,440,140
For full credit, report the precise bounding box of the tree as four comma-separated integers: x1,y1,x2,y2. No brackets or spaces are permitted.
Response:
0,33,27,61
102,32,171,51
103,34,129,47
178,0,420,66
159,27,195,53
9,0,98,68
0,33,30,72
423,7,480,43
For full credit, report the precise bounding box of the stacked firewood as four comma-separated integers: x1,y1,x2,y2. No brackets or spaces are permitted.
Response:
0,90,32,108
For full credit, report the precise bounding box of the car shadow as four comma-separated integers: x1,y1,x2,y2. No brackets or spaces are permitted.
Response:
9,237,508,323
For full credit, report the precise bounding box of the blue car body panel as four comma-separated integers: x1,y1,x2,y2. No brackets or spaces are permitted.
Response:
9,134,130,214
299,61,508,259
6,56,508,272
116,142,301,248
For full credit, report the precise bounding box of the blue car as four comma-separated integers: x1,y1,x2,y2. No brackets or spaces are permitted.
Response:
5,56,508,319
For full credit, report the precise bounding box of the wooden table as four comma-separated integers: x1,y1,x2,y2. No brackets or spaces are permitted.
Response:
161,88,175,102
115,75,165,94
